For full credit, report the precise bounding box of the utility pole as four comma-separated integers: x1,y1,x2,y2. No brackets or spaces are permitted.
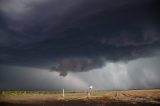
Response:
87,86,93,98
62,88,64,99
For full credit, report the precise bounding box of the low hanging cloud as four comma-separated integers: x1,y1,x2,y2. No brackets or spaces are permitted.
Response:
50,57,106,76
0,0,160,76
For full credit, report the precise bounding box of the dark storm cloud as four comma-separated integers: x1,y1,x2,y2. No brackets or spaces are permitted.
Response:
50,57,106,76
0,0,160,76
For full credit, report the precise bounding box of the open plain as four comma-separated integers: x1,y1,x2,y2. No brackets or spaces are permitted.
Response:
0,89,160,106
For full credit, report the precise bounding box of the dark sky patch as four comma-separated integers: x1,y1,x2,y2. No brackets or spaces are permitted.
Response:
0,0,160,77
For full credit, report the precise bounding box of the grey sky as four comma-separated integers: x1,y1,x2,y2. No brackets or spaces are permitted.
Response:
1,54,160,90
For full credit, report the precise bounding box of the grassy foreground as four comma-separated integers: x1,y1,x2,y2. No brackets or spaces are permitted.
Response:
0,89,160,106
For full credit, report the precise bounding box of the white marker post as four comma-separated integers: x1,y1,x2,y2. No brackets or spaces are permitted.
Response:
62,88,64,99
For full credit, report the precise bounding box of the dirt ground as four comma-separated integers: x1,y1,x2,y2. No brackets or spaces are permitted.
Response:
0,89,160,106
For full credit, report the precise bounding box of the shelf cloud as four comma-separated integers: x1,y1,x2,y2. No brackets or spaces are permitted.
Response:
0,0,160,89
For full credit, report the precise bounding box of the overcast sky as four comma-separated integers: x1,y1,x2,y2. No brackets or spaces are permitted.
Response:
0,0,160,90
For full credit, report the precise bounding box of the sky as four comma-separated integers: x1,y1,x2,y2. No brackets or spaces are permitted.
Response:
0,0,160,90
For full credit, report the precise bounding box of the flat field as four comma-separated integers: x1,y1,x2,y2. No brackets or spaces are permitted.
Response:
0,89,160,106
